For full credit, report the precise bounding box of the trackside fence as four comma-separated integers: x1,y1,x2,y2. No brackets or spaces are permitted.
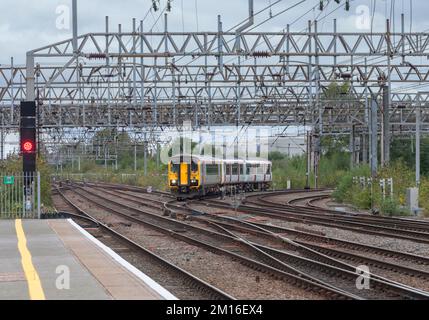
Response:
0,172,41,219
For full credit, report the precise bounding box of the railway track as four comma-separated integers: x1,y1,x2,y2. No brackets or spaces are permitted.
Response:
79,183,429,269
258,192,429,233
58,182,429,299
201,194,429,245
68,182,429,266
52,187,234,300
58,183,364,300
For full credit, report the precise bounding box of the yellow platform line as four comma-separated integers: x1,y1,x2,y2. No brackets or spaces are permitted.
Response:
15,219,46,300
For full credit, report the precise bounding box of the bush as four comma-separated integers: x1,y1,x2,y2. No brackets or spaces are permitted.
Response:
332,165,370,205
332,160,429,216
380,198,409,216
0,155,53,210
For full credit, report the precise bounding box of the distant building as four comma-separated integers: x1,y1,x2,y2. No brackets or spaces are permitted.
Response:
268,136,306,157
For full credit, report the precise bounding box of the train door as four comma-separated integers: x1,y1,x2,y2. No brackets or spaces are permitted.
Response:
180,162,190,186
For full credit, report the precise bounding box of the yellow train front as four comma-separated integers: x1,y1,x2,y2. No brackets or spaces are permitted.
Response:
168,155,272,200
168,155,202,200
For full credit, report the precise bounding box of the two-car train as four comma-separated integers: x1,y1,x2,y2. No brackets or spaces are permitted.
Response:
168,155,272,199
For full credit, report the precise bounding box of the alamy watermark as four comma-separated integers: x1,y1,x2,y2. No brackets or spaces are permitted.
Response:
356,265,371,290
355,5,371,30
159,122,270,165
56,265,71,290
56,4,71,31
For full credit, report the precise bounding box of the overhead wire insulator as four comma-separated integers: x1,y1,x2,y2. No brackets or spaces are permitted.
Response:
319,1,324,11
152,0,159,11
345,0,350,11
251,51,272,58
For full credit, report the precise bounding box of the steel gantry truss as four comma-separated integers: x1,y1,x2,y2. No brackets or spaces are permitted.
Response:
1,13,429,158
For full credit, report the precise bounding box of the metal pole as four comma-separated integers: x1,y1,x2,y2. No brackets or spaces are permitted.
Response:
350,124,355,168
0,115,3,160
11,57,14,124
386,19,392,165
37,171,41,219
416,101,421,187
132,18,137,106
218,15,223,73
144,133,147,176
140,19,145,108
306,131,310,189
26,53,35,101
382,85,390,166
134,143,137,172
172,57,176,126
235,0,254,51
156,143,160,169
72,0,78,53
106,16,111,109
370,96,378,177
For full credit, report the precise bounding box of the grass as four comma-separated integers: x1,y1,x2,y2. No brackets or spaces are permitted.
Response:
270,151,428,217
58,157,168,191
53,147,429,217
332,161,428,217
0,155,53,212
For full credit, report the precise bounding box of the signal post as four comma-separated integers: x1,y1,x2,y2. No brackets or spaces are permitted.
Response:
20,101,37,213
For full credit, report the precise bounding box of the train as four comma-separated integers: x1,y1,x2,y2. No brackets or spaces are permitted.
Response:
168,155,272,199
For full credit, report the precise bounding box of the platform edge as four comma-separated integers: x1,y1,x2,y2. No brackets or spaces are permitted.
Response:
66,219,178,300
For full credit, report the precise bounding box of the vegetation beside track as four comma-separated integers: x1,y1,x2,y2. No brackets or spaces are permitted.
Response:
56,156,168,191
53,129,429,217
0,155,54,210
270,136,429,217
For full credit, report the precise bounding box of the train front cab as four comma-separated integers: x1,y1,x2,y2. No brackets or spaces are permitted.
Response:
168,158,200,198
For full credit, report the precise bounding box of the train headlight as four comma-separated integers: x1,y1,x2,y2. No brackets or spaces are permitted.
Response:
170,179,178,186
190,179,198,186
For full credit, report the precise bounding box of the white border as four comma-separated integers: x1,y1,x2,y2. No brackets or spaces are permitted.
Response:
67,219,178,300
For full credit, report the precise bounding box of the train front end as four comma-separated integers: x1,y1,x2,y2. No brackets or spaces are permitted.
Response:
168,156,201,199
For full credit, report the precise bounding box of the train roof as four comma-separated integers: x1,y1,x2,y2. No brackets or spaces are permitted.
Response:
170,155,271,165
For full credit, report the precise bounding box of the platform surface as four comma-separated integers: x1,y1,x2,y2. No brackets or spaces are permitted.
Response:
0,219,173,300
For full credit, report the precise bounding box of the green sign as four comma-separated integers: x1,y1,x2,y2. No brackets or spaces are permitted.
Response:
3,176,15,185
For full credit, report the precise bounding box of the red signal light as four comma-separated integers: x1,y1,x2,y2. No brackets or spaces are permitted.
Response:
22,140,35,153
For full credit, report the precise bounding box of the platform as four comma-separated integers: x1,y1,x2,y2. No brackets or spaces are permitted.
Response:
0,219,176,300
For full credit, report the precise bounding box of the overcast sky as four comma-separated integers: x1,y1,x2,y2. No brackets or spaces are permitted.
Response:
0,0,426,65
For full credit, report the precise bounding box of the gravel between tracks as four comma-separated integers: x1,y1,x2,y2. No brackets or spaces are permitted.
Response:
57,190,326,300
188,201,429,292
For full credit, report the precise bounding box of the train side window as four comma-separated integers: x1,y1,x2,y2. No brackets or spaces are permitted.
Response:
191,161,198,172
240,165,244,175
266,164,271,174
246,166,250,175
248,164,256,175
206,164,218,175
232,164,239,175
171,163,180,173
